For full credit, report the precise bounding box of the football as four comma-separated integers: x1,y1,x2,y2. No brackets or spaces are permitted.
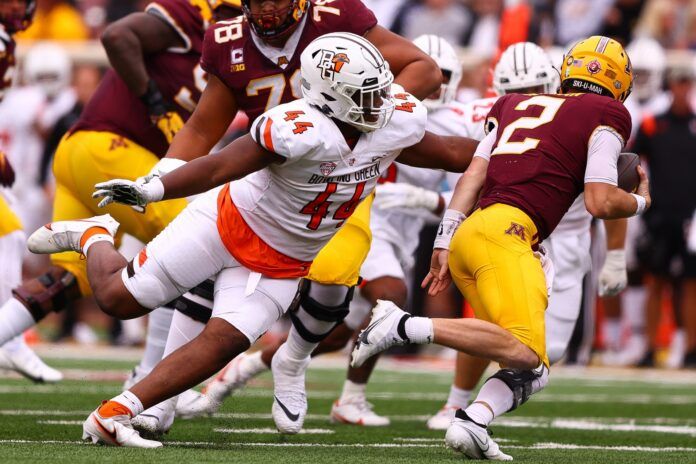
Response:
617,152,641,192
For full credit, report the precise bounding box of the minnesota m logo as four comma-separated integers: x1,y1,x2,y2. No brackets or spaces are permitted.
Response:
505,222,526,241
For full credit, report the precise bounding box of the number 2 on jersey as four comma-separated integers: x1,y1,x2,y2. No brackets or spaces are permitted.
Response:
301,182,366,230
491,96,565,156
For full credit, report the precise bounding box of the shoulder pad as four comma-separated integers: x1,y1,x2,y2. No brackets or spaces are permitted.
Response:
250,100,323,161
371,92,427,151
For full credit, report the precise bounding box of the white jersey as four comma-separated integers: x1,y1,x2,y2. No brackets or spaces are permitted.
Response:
369,100,475,260
230,95,427,262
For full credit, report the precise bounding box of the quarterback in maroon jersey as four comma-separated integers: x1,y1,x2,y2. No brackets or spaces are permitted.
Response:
351,36,651,460
0,0,239,384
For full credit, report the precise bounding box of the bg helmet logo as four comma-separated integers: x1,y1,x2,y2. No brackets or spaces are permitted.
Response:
318,50,350,80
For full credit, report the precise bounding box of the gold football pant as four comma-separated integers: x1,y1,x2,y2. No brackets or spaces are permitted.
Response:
0,193,22,238
50,131,187,295
449,204,549,367
305,193,373,287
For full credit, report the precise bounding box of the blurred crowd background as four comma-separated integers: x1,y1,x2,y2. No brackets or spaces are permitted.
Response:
5,0,696,370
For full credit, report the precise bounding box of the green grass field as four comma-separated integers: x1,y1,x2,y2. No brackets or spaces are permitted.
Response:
1,348,695,463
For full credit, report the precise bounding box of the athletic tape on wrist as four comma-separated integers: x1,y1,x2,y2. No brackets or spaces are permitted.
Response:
630,193,646,216
433,209,466,250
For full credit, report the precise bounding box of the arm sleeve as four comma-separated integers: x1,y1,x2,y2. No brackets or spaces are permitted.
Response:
473,126,497,161
146,0,205,53
584,129,623,185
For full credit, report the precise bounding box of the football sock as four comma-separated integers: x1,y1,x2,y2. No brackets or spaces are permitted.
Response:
162,310,205,358
137,307,174,373
1,334,28,353
0,298,36,346
404,316,434,344
622,287,647,335
446,385,472,408
103,391,144,417
603,318,621,351
464,378,513,426
339,379,366,401
80,227,113,255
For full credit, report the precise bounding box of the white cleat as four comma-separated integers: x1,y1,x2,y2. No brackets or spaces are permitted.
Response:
445,414,512,461
122,365,148,391
330,397,390,426
27,214,119,254
426,404,459,430
82,406,162,448
178,353,262,419
131,398,176,440
0,341,63,383
175,389,211,419
351,300,412,368
613,334,648,367
271,348,310,435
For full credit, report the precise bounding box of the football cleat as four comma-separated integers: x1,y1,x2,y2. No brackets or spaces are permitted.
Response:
351,300,411,368
122,365,147,391
82,404,162,448
175,389,211,419
330,397,390,426
0,340,63,383
131,398,176,440
27,214,119,254
426,404,459,430
178,353,266,419
271,346,310,435
445,411,512,461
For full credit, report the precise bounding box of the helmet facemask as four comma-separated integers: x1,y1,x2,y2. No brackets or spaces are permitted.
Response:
335,73,395,132
1,0,35,33
242,0,307,40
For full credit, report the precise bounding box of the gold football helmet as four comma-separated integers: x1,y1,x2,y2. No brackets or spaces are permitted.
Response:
210,0,242,9
560,35,633,102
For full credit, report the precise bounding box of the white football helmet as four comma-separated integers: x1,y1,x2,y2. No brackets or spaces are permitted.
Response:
412,34,462,110
23,42,72,99
300,32,395,132
493,42,558,95
626,37,666,102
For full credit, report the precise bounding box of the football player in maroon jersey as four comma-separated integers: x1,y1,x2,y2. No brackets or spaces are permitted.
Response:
0,0,238,385
351,36,651,460
130,0,444,433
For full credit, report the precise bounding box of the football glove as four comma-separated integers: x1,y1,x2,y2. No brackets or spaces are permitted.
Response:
93,177,164,212
374,182,441,214
0,150,15,188
140,79,184,144
598,249,628,297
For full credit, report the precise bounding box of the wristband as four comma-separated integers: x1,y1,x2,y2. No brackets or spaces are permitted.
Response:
433,209,466,250
630,193,646,216
146,177,165,203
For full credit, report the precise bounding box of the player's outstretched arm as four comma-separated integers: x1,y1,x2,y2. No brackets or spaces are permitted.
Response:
101,13,184,96
584,166,651,219
366,26,440,100
397,131,478,173
93,135,282,208
165,75,239,162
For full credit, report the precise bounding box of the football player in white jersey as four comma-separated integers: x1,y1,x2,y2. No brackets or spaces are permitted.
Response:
26,32,489,447
373,42,629,430
602,37,669,367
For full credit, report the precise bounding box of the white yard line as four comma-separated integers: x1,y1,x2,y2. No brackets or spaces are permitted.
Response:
2,439,696,452
214,427,334,434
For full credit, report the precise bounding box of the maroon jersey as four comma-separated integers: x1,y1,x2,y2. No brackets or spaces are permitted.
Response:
479,93,631,240
72,0,211,155
201,0,377,127
0,28,16,101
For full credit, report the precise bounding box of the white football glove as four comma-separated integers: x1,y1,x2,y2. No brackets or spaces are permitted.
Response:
598,249,628,297
374,182,441,215
93,177,165,212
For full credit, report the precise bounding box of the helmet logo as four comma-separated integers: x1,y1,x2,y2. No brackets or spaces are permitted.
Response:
318,50,350,80
586,60,602,75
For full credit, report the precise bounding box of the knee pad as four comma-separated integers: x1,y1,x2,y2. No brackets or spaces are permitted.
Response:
12,269,79,321
489,363,549,412
288,279,354,343
170,280,214,324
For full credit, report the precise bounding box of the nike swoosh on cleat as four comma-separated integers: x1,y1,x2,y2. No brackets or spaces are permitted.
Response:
359,313,391,345
467,428,490,453
274,396,300,421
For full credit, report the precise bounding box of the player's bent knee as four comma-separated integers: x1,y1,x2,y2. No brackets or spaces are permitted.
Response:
546,343,568,365
12,267,81,321
289,280,354,343
489,363,549,412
